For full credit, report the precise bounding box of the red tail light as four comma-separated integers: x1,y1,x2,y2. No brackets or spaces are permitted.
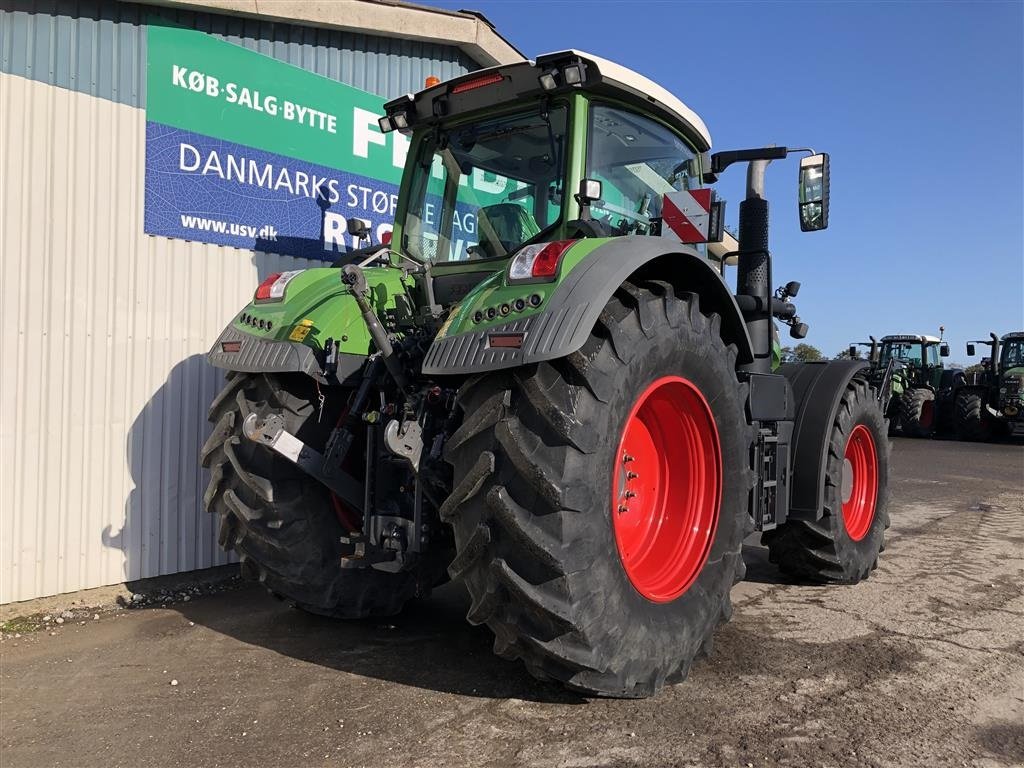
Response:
507,240,576,282
254,270,303,302
255,273,282,301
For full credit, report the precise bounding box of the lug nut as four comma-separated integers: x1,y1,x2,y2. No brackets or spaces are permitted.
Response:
622,453,634,463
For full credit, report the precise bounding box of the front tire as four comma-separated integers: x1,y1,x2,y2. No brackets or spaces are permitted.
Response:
441,282,753,697
899,387,935,438
954,389,991,442
762,376,890,582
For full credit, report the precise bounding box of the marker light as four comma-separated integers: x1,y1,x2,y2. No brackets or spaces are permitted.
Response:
425,75,441,88
451,72,504,94
507,240,575,282
255,270,303,302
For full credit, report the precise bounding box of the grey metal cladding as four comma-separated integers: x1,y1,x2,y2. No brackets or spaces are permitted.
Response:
207,325,323,377
1,0,477,107
420,304,590,376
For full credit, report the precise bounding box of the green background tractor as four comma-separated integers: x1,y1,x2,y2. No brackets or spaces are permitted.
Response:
853,333,956,438
960,331,1024,440
201,51,890,697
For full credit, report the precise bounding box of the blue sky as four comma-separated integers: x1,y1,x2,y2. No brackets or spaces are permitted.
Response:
427,0,1023,361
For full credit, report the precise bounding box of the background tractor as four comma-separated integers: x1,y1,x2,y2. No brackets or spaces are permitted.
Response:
851,333,956,437
202,51,890,697
959,332,1024,440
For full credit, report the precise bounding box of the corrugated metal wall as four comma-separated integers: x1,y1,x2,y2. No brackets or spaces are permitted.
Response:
0,0,476,105
0,0,477,604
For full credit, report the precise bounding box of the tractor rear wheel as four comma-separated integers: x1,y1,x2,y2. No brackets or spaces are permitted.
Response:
899,387,936,438
954,390,991,442
441,282,753,697
762,377,889,582
202,372,447,617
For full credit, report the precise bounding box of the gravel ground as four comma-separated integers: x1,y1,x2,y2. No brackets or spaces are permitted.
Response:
1,437,1022,768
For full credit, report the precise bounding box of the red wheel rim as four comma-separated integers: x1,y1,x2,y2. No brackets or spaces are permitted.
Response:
611,376,722,603
841,424,878,541
920,399,934,429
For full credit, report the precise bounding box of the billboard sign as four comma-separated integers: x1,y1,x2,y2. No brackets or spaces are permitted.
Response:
144,24,410,259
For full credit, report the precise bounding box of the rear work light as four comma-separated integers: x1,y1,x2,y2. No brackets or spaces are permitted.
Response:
255,270,303,302
451,72,504,94
507,240,576,283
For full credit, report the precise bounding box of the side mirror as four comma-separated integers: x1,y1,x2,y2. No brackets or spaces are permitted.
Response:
798,153,830,232
848,345,857,358
966,343,976,356
940,343,950,357
347,217,371,241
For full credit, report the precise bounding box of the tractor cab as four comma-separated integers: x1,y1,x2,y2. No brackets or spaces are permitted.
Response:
378,51,735,306
878,334,948,389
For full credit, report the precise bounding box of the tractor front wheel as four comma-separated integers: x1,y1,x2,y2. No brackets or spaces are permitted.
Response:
899,387,936,438
762,377,890,582
441,282,753,697
954,389,991,442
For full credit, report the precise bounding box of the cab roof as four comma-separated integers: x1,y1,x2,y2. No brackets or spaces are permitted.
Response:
1002,331,1024,341
881,334,941,344
383,50,712,152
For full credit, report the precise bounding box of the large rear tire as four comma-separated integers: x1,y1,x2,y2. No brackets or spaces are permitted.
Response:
762,377,890,582
201,372,446,618
441,282,753,697
899,386,935,438
954,389,991,442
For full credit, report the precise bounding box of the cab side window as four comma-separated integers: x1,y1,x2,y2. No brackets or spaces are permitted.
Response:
586,104,698,237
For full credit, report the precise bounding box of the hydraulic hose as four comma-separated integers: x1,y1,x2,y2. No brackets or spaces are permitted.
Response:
341,265,409,391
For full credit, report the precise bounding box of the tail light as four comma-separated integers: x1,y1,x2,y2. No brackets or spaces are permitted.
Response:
255,270,303,302
507,240,576,283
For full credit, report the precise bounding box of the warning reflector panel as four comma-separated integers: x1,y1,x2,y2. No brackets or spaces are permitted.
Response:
661,189,714,244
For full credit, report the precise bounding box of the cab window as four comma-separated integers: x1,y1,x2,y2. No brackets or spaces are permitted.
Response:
403,107,567,262
586,104,698,237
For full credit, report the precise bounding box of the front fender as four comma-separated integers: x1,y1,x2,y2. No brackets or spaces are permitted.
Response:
422,236,753,375
780,360,871,520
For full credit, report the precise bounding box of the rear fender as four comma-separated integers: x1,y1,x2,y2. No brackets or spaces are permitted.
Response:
207,266,411,384
780,360,871,521
422,236,752,375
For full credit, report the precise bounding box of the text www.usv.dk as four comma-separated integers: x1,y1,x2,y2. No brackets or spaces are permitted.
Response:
180,214,278,240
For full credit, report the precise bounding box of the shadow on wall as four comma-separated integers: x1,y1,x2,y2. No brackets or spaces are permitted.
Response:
102,353,234,582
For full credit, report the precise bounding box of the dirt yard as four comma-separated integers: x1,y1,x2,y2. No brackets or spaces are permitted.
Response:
2,438,1022,768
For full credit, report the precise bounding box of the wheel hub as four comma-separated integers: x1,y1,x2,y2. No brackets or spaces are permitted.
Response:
611,376,722,603
841,424,878,541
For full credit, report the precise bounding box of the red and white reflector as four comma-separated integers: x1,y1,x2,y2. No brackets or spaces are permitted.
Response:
255,270,303,302
661,189,714,244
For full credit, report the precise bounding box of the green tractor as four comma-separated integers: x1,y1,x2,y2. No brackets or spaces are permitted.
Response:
959,331,1024,440
851,333,954,438
202,51,890,697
